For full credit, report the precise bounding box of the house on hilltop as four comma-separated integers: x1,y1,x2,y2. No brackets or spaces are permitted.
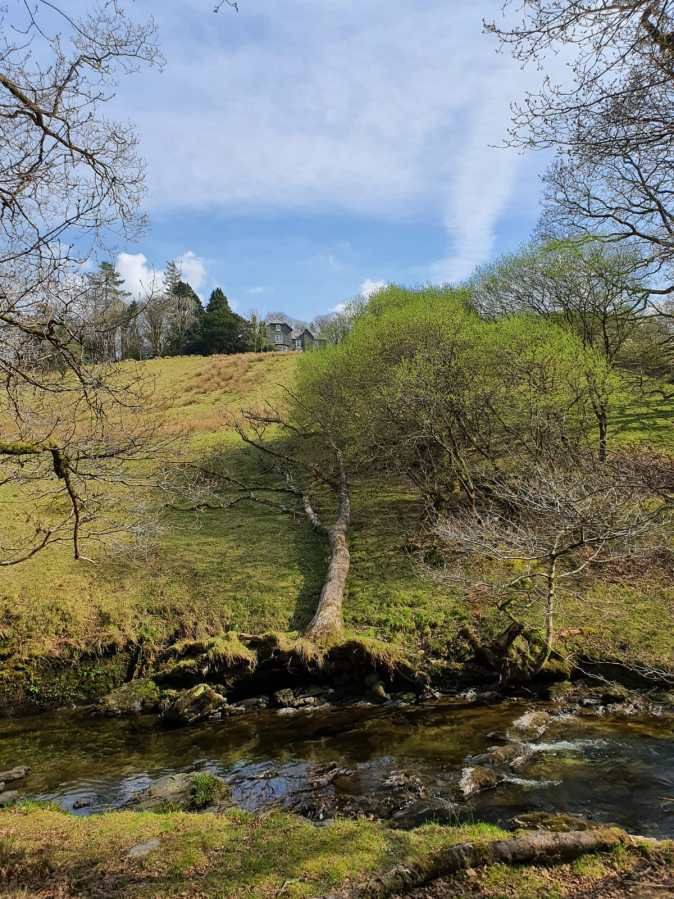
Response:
265,321,326,352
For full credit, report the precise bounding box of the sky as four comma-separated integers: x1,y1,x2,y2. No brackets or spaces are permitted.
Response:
106,0,550,320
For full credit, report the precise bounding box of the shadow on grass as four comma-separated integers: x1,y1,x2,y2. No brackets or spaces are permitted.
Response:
89,438,329,641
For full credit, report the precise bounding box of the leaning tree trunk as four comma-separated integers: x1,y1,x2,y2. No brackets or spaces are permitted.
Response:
304,453,351,642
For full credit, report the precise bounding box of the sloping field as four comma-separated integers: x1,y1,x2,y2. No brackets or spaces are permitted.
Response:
0,353,672,703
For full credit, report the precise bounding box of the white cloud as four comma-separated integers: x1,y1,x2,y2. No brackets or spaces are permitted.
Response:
116,250,208,298
116,253,161,300
176,250,207,291
359,279,387,299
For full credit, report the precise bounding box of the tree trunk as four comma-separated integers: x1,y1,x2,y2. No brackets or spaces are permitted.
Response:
598,410,608,463
305,521,350,641
323,828,626,899
534,555,557,674
304,452,351,642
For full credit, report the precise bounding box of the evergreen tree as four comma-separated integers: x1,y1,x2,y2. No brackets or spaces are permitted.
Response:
163,260,181,297
198,288,247,355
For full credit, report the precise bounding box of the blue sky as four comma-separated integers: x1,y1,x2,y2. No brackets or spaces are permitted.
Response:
109,0,550,320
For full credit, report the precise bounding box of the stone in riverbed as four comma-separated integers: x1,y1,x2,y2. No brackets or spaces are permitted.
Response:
391,798,459,829
97,679,162,716
236,696,270,711
125,771,229,812
458,765,499,798
0,791,20,807
160,683,228,726
272,686,329,709
473,742,532,770
0,766,29,783
510,710,551,739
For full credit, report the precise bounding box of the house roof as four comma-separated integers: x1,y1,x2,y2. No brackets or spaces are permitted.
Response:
290,328,315,339
266,320,292,329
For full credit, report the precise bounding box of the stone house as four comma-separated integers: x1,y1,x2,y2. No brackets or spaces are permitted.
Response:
265,321,326,352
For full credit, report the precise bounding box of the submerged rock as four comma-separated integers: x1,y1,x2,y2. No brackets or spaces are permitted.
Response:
458,765,499,798
97,679,162,716
391,797,459,829
125,771,229,812
160,683,228,726
0,766,29,783
272,686,330,709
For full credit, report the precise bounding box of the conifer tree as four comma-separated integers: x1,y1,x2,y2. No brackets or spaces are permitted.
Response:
198,288,247,355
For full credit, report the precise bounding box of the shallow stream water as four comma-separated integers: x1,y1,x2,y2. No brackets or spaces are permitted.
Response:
1,698,672,836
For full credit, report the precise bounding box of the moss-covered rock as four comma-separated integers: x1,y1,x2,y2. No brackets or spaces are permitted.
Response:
458,765,499,798
125,771,230,812
510,710,551,739
97,679,161,716
160,683,228,726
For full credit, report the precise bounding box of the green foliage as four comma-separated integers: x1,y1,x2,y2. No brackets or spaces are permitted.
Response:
190,773,228,809
295,284,616,500
195,288,248,355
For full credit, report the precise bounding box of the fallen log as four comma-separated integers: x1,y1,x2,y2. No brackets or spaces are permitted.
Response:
323,828,627,899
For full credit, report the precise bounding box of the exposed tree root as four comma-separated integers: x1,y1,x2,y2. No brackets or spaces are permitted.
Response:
323,828,628,899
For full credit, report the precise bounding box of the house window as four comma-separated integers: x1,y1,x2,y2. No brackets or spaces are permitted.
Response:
275,324,281,331
274,334,283,343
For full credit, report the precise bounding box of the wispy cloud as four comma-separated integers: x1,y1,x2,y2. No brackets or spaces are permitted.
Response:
432,71,525,283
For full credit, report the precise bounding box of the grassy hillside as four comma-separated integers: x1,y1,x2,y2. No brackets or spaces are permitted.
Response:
0,354,458,701
0,353,672,704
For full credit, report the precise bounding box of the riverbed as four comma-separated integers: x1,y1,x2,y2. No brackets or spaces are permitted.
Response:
2,698,672,836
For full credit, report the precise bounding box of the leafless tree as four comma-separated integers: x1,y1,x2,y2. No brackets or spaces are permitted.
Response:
472,239,655,366
0,2,161,564
487,2,674,296
142,289,171,358
433,460,669,679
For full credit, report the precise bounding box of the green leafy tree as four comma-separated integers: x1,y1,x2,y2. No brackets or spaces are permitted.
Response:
295,285,616,510
471,239,653,367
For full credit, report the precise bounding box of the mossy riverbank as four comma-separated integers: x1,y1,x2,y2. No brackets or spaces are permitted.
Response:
0,804,670,898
